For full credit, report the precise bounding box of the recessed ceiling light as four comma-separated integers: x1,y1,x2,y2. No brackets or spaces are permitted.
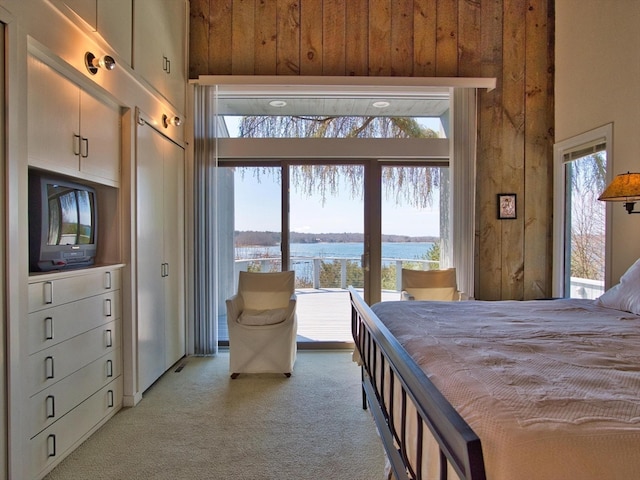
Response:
269,100,287,107
372,101,391,108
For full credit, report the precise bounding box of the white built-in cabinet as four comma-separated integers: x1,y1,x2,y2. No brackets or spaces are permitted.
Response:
26,266,123,479
61,0,133,64
136,120,185,393
27,55,120,186
133,0,187,112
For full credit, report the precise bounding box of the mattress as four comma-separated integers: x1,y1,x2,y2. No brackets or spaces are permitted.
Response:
371,299,640,480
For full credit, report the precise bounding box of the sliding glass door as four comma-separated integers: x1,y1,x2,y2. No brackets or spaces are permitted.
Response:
289,163,364,343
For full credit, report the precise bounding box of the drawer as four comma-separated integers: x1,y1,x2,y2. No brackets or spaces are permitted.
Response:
28,376,123,479
26,319,121,396
27,290,121,355
28,348,122,438
28,268,121,313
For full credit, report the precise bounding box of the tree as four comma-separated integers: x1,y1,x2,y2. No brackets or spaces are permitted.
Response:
568,153,606,281
237,115,441,208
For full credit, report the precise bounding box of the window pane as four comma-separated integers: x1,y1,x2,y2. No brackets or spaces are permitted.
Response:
564,153,606,299
381,166,446,300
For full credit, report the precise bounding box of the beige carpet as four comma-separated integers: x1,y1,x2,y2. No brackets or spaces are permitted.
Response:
43,350,386,480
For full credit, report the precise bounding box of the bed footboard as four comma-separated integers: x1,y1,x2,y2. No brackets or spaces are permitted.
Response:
349,287,486,480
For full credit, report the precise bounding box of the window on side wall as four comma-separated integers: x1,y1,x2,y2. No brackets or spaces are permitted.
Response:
553,124,612,299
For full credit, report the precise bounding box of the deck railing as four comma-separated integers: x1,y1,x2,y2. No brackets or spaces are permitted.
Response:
235,258,604,298
235,256,439,290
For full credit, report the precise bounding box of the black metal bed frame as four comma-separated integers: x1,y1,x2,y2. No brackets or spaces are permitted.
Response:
349,287,486,480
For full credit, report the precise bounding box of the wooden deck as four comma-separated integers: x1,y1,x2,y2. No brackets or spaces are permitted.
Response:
219,288,401,344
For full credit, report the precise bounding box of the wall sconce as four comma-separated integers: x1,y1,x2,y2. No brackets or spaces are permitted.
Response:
598,172,640,214
85,52,116,75
162,114,182,128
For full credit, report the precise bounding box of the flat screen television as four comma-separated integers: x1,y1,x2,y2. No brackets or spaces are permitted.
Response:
29,172,98,272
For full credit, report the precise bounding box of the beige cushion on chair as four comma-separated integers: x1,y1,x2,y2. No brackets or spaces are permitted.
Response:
401,268,462,301
239,308,288,326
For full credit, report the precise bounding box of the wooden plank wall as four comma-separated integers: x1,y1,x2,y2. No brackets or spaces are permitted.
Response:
189,0,555,300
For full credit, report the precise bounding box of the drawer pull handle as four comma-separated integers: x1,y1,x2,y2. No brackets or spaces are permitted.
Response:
44,282,53,304
108,389,114,408
48,434,56,457
105,271,112,289
106,329,113,348
45,316,54,340
45,356,55,380
104,298,112,317
46,395,56,419
106,359,113,378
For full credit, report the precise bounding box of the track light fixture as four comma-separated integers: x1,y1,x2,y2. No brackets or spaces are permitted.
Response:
84,52,116,75
162,114,182,128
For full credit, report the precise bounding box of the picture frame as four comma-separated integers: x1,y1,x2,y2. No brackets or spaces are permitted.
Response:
497,193,517,219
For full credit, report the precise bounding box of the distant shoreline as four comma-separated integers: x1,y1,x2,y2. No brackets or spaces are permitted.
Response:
234,230,439,247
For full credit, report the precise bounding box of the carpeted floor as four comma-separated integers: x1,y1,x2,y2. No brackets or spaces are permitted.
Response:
43,350,386,480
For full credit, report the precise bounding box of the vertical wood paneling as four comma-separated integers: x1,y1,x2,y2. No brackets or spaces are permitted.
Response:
368,0,392,75
413,0,437,77
189,0,556,300
435,0,458,76
322,0,346,75
189,0,210,79
501,0,527,300
458,0,481,76
276,0,300,74
476,0,504,300
255,0,278,74
232,0,255,74
523,0,554,298
208,0,233,74
300,0,323,75
390,0,413,76
345,0,369,76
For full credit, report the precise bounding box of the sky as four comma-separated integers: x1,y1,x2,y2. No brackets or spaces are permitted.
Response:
233,169,441,237
226,116,442,238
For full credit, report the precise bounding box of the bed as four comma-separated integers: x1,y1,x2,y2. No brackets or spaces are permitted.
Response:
350,261,640,480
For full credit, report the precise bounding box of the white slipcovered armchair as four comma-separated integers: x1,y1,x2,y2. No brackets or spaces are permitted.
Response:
400,267,466,301
226,271,297,378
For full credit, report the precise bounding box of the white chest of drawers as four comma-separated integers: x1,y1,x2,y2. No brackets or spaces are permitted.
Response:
26,265,124,479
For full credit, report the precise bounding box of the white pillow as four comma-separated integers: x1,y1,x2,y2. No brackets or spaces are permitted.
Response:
595,258,640,315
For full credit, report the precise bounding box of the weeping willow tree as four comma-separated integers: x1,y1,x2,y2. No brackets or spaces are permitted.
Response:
237,115,441,208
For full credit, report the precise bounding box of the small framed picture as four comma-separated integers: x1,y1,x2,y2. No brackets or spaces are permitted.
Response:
497,193,517,219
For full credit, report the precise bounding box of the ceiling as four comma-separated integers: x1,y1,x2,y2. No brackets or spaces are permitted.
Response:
210,82,452,117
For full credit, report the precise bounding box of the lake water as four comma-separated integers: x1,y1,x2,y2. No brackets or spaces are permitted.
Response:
236,241,435,261
235,242,438,286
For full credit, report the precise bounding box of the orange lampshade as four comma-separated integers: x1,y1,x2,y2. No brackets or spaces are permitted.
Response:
598,172,640,202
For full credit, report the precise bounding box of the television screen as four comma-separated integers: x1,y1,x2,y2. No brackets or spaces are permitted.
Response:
46,185,95,246
29,171,98,272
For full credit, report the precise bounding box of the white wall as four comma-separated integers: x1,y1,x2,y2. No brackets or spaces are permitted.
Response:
556,0,640,283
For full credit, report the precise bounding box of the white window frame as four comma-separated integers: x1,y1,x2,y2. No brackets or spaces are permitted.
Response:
552,123,613,297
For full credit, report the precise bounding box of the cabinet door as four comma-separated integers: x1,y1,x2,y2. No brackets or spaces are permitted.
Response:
27,56,80,174
79,90,121,183
163,137,185,368
133,0,186,110
97,0,132,64
136,124,167,393
133,0,165,93
162,0,186,112
63,0,97,29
